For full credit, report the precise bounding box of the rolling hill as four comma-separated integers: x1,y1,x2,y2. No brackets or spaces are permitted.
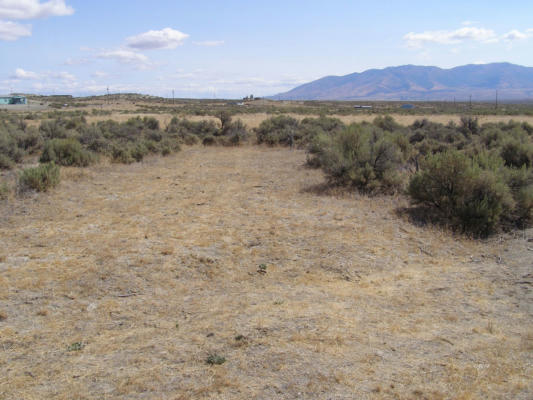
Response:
272,63,533,101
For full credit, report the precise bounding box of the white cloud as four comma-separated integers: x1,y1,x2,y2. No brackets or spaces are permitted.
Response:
63,57,92,65
404,27,497,47
11,68,39,79
461,20,479,26
91,71,109,79
0,0,73,20
64,57,91,65
193,40,224,47
0,0,73,41
97,49,151,69
0,20,30,40
5,70,313,98
50,71,75,81
126,27,188,50
160,70,310,90
502,29,531,41
9,68,77,82
405,25,533,48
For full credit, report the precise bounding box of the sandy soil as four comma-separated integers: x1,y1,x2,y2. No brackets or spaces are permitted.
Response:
0,147,532,399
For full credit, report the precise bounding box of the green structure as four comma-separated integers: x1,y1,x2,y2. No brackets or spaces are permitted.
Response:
0,95,27,105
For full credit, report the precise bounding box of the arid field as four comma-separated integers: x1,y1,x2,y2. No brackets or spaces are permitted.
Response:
19,95,533,131
1,146,532,399
81,112,533,130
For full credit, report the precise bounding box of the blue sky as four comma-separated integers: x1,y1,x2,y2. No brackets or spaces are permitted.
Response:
1,0,532,98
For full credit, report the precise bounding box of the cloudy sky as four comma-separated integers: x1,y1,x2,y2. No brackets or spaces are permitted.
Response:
1,0,532,98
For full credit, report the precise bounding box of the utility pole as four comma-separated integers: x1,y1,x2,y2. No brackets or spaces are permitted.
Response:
495,90,498,110
107,86,110,105
172,89,174,105
469,94,472,110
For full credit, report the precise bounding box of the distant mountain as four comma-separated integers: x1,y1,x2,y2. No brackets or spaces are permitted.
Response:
272,63,533,101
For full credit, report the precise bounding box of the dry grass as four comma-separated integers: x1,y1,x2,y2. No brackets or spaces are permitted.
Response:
0,146,532,399
23,95,533,130
80,111,533,131
231,112,533,129
84,112,181,127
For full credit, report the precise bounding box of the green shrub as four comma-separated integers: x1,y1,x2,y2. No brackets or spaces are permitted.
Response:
143,117,160,130
63,116,87,130
410,119,465,149
40,138,96,167
18,162,60,193
455,171,513,236
0,154,13,169
181,134,199,145
316,124,404,193
0,131,24,164
130,143,147,162
166,117,218,139
300,116,345,135
202,135,215,146
221,119,248,145
408,151,515,236
0,181,9,200
306,131,334,168
111,146,134,164
24,113,38,120
67,342,85,352
500,139,533,168
206,354,226,365
142,139,158,153
521,122,533,135
373,115,402,132
160,139,179,154
16,128,43,153
255,115,299,146
39,119,69,139
79,125,108,153
146,129,163,142
459,116,479,137
298,116,345,148
216,111,233,136
503,166,533,224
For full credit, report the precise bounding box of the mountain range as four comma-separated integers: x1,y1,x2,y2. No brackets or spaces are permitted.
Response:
272,63,533,101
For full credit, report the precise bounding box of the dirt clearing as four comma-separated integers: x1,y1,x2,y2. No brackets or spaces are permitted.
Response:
1,147,532,399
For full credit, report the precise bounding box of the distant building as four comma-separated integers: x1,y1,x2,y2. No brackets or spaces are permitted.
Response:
0,95,27,105
353,105,372,109
401,104,415,109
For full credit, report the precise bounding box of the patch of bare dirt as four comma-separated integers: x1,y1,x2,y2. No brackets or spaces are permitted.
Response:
0,147,532,399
